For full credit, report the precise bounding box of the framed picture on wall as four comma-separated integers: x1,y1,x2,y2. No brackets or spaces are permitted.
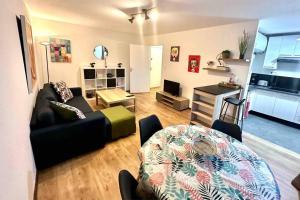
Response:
18,15,38,93
170,46,180,62
188,55,201,73
50,38,72,63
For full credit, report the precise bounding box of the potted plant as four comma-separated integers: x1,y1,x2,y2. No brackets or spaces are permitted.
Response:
238,30,250,59
222,50,231,59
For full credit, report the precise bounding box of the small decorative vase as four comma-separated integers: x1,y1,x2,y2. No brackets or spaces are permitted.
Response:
90,62,95,68
222,50,231,59
239,53,245,59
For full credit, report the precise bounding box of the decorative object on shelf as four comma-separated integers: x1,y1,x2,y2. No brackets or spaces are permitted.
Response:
118,63,123,68
170,46,180,62
222,50,231,59
86,91,94,99
188,55,200,73
40,41,50,83
18,15,38,93
90,62,95,68
50,38,72,63
207,61,214,66
216,52,225,67
107,73,114,78
238,29,250,59
218,81,241,89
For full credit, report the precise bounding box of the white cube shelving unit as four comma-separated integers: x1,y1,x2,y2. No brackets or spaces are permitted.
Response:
81,67,126,100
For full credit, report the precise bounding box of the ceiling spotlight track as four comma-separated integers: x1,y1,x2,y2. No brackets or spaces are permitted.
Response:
128,7,155,24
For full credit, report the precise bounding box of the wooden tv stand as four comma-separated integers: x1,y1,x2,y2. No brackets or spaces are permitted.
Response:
156,91,189,111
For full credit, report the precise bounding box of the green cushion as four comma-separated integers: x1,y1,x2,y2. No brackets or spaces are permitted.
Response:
101,106,136,139
50,101,86,122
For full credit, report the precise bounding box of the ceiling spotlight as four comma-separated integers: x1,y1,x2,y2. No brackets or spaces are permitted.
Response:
127,7,155,24
143,9,150,20
128,16,135,23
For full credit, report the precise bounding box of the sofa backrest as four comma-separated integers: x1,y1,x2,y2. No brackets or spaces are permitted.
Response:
30,84,60,130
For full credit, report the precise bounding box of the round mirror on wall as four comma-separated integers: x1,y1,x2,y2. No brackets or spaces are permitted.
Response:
93,45,108,59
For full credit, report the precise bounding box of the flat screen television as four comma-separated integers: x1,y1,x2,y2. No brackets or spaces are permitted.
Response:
164,80,180,96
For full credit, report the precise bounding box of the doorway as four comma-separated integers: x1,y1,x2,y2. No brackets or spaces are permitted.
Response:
150,46,163,88
243,16,300,155
130,45,163,93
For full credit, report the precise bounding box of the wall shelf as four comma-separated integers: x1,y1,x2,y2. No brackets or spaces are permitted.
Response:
203,67,230,72
223,58,250,65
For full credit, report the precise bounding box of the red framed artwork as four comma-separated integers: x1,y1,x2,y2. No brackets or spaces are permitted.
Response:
188,55,201,73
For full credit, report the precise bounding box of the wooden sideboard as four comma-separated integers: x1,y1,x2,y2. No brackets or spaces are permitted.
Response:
156,91,189,111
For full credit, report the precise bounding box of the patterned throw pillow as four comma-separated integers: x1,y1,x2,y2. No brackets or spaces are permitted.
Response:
50,101,86,121
53,81,74,103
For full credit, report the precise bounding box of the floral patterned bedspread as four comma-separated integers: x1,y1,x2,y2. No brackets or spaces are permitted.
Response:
138,125,280,200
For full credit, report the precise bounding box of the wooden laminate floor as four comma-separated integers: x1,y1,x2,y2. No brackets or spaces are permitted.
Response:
37,90,300,200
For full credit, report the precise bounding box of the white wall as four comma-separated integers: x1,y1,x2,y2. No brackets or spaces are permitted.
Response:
0,0,38,199
145,21,258,101
252,51,300,78
31,17,141,89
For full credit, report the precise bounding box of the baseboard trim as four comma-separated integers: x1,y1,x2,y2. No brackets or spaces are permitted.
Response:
33,172,38,200
249,111,300,129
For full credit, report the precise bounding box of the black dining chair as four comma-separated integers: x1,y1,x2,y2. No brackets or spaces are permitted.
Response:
118,170,142,200
211,120,242,142
139,114,163,146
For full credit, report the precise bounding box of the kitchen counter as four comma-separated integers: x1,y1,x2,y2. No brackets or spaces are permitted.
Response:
191,84,241,127
194,84,241,95
249,85,300,97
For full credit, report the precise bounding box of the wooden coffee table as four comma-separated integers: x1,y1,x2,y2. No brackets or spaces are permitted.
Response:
96,88,136,111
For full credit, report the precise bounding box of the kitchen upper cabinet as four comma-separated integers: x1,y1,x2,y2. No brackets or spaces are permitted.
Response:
295,103,300,123
263,36,282,69
279,35,297,56
273,94,298,122
252,90,276,115
294,39,300,56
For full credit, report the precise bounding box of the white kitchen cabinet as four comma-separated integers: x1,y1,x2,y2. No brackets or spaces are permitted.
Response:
263,36,282,69
294,39,300,56
254,32,267,54
273,94,298,122
279,35,297,56
250,89,300,124
252,90,276,115
295,103,300,123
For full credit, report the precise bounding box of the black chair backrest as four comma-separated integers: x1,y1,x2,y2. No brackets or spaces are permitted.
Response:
211,120,242,142
139,114,163,146
118,170,141,200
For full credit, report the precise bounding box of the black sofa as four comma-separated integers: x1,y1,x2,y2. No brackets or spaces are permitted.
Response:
30,84,107,169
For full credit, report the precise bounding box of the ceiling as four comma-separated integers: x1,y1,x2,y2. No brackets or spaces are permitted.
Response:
25,0,300,35
259,12,300,35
